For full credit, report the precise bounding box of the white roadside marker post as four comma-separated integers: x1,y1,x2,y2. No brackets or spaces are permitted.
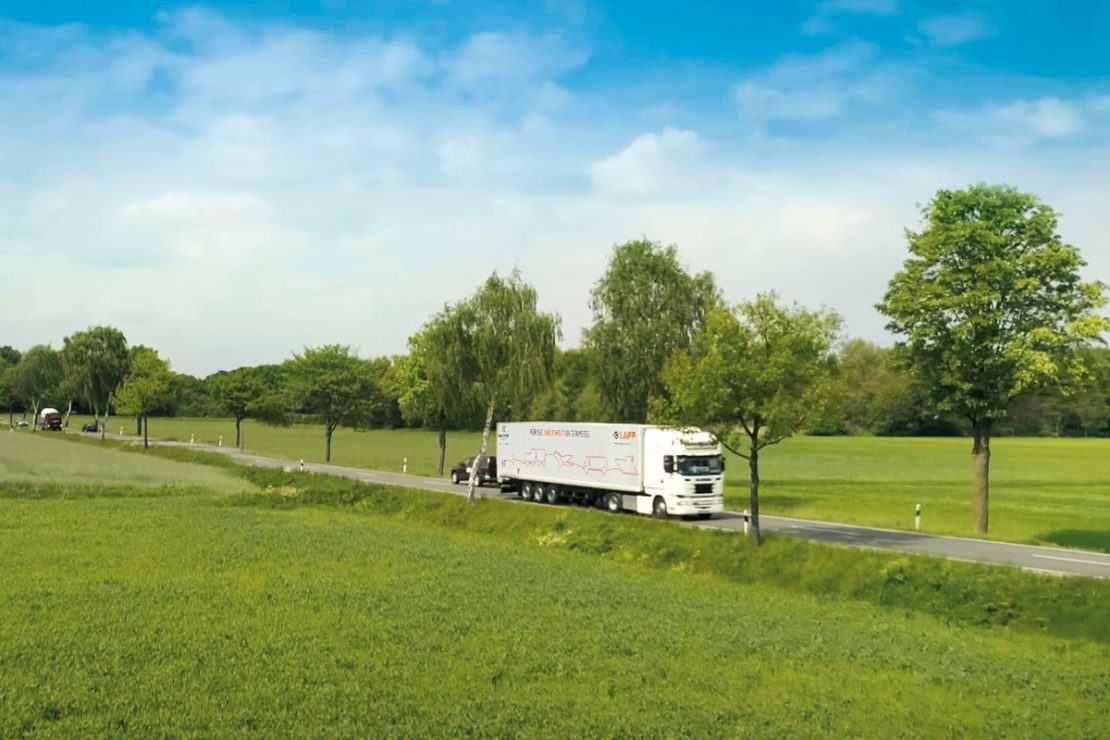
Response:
190,434,195,444
915,504,921,531
218,435,222,447
299,459,305,472
403,457,407,474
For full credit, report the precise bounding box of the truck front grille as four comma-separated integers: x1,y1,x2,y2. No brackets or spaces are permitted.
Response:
694,483,713,494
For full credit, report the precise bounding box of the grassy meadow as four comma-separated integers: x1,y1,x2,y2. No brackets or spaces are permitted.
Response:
1,434,1108,736
59,416,1110,551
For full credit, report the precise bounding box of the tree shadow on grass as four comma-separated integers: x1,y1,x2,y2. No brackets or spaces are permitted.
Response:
1037,529,1110,554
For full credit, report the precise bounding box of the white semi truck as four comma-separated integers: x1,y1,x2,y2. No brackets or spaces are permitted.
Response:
496,422,725,518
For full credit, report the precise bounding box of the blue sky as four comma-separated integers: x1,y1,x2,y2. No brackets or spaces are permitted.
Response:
2,1,1108,375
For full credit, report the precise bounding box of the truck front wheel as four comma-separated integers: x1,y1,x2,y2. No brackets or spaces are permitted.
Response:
605,492,621,514
653,497,668,519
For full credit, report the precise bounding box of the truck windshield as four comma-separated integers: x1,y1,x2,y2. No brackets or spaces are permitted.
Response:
677,455,723,475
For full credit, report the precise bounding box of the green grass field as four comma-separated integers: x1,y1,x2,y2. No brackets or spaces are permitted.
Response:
57,416,1110,551
0,430,251,495
1,437,1107,736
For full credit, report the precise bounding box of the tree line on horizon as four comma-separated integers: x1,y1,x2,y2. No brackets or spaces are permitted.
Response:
2,184,1106,541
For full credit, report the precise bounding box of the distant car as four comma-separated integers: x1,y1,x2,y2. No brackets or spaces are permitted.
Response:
13,419,28,428
450,455,497,486
81,421,99,433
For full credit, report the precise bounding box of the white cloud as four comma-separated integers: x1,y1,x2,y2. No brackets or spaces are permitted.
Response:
731,41,886,126
587,127,706,196
803,0,898,35
917,14,996,46
445,32,586,91
935,96,1090,143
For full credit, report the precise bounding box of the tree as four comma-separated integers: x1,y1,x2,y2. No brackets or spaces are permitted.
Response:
115,348,174,449
61,326,129,441
0,346,21,426
454,271,560,502
286,345,379,463
584,239,718,422
11,345,65,430
208,367,288,448
397,308,481,475
657,295,841,545
878,184,1108,533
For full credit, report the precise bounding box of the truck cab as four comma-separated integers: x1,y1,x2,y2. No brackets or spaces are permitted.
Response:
641,428,725,517
38,408,62,431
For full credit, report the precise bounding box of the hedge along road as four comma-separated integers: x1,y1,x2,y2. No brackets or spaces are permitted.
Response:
129,436,1110,580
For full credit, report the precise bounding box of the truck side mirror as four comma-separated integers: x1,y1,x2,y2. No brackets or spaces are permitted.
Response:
663,455,674,473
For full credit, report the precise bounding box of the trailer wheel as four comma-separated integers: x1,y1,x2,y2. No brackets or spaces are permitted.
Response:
533,483,546,504
605,492,621,514
653,496,668,519
547,486,561,505
521,482,533,501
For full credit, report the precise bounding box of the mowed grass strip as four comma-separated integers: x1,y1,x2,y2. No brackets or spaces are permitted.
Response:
0,432,252,495
57,418,1110,549
1,487,1107,737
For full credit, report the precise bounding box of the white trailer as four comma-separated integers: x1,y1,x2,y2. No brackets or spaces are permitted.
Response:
496,422,725,518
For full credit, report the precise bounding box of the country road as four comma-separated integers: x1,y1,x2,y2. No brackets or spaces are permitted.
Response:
142,437,1110,580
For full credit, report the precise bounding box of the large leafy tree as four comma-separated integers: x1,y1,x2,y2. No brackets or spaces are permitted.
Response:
584,239,718,422
287,345,379,463
878,184,1108,533
657,295,841,545
458,271,561,503
208,367,288,448
397,307,480,475
115,347,174,449
61,326,130,441
12,345,65,430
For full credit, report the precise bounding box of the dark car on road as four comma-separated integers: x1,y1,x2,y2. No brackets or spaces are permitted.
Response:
450,455,497,486
81,421,99,433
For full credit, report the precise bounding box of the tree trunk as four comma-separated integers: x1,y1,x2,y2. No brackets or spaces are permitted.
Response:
30,401,39,432
235,416,242,449
64,399,73,429
467,398,496,504
143,415,149,449
748,439,763,547
436,421,447,477
325,425,333,463
971,419,992,534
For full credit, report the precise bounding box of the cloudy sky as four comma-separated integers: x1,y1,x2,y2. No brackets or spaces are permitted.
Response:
2,1,1108,376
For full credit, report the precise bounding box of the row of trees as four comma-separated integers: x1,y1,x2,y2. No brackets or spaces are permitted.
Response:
3,184,1106,541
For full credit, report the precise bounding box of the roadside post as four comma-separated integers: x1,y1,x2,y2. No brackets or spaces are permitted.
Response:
915,504,921,531
403,458,407,474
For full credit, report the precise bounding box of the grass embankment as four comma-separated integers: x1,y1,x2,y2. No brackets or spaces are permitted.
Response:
1,437,1108,736
62,416,1110,551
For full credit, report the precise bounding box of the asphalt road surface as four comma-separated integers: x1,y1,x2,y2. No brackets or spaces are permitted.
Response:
148,439,1110,580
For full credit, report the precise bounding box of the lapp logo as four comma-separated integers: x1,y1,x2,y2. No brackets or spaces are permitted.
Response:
613,430,637,441
500,425,507,433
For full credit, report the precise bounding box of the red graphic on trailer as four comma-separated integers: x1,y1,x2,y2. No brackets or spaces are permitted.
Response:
511,448,639,477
